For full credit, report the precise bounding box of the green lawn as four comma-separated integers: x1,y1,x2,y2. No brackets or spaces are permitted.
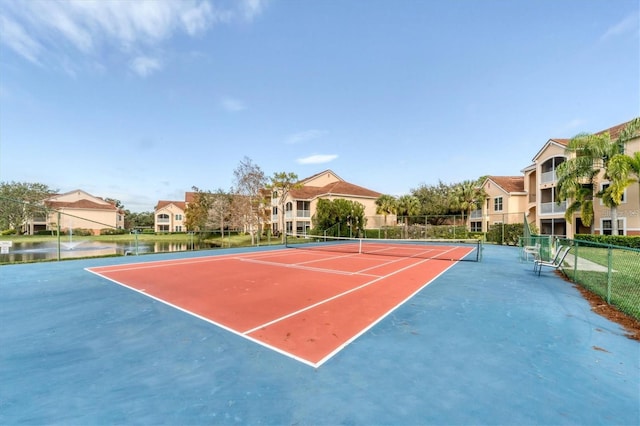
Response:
562,245,640,321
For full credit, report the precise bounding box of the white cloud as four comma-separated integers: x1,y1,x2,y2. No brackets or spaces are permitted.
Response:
241,0,269,21
296,154,338,164
220,97,246,112
285,129,327,144
0,16,42,65
600,12,639,42
0,0,268,75
130,56,162,77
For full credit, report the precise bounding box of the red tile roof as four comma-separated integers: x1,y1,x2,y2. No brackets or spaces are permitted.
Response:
486,176,525,193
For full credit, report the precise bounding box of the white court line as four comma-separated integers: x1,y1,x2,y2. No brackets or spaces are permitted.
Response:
236,256,381,277
84,268,318,368
240,247,459,337
86,244,463,369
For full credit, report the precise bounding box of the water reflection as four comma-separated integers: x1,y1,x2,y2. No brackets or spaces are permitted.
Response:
0,240,213,263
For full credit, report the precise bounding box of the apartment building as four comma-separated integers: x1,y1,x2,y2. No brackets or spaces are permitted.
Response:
24,189,125,235
271,170,383,236
473,176,527,233
481,118,640,238
153,171,384,235
154,192,193,232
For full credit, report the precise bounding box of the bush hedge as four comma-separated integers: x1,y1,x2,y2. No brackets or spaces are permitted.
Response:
574,234,640,249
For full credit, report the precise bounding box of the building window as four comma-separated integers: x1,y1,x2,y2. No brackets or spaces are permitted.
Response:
157,213,170,223
296,200,311,217
470,221,482,232
272,206,277,215
494,197,503,212
601,219,625,235
175,225,182,232
296,221,311,235
539,219,567,237
175,214,183,220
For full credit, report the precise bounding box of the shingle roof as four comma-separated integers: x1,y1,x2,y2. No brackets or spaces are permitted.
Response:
486,176,525,193
291,181,381,200
45,199,118,210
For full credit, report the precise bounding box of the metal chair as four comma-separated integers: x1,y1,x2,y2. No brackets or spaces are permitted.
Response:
533,245,571,276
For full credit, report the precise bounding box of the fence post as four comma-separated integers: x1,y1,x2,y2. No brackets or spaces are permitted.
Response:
607,245,613,304
573,239,578,281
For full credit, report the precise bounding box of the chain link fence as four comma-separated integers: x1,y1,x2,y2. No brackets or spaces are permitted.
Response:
558,238,640,322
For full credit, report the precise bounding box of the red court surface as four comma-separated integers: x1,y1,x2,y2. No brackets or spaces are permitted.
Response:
87,245,471,367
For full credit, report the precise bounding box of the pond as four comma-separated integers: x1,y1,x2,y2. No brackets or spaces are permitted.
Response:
0,240,213,263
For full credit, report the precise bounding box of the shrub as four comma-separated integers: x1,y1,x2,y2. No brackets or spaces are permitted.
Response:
574,234,640,249
487,223,523,245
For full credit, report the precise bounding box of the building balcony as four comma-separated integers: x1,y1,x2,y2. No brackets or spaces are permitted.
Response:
540,201,567,214
541,170,557,184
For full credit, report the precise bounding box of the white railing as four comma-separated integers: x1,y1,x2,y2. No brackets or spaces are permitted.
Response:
541,170,556,184
540,201,567,214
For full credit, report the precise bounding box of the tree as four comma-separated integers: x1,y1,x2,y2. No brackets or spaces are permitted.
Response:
375,194,397,227
125,211,154,230
232,157,267,244
185,186,213,232
268,171,301,241
556,128,627,235
0,181,56,232
410,181,457,224
396,194,420,237
312,198,366,237
606,118,640,212
208,189,233,233
452,179,486,230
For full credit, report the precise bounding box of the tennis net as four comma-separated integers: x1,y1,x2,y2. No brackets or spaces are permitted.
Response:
285,234,483,262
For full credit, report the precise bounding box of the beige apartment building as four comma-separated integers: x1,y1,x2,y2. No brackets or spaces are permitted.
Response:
471,176,527,233
154,192,193,233
153,170,385,234
25,189,125,235
475,118,640,238
271,170,384,236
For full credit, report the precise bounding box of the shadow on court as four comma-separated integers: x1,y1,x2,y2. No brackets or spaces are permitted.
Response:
1,244,638,425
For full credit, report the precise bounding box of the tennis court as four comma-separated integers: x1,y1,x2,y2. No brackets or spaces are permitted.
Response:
1,242,638,424
86,237,477,367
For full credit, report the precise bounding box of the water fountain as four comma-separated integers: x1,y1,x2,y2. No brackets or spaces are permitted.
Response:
60,222,84,250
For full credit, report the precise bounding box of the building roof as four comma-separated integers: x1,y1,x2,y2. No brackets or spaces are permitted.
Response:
45,199,118,210
484,176,525,194
533,118,638,162
290,177,382,200
298,169,344,185
155,200,186,211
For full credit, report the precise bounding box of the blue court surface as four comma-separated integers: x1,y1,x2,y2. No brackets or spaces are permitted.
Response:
1,244,638,425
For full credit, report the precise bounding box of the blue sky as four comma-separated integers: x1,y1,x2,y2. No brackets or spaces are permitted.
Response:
1,0,638,212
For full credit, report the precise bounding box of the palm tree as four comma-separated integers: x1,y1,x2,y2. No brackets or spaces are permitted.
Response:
556,123,636,235
396,195,420,238
556,153,598,232
375,194,397,227
452,179,486,231
607,118,640,213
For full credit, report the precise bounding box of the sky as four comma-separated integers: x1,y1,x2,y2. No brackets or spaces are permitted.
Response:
0,0,638,213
